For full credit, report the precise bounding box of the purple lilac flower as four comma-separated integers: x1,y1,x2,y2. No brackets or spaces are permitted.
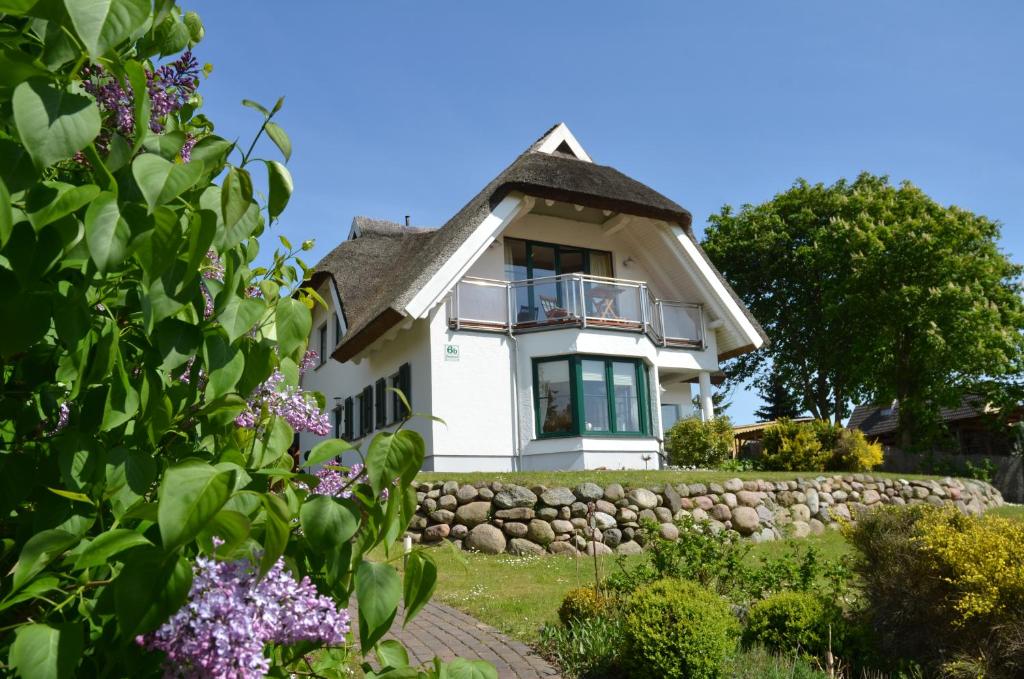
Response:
200,285,215,319
138,549,349,678
299,350,318,374
46,401,70,436
80,51,200,152
202,250,225,282
181,133,197,163
299,464,395,501
235,369,331,436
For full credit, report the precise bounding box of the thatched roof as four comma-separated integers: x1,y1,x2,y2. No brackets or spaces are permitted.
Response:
309,127,764,361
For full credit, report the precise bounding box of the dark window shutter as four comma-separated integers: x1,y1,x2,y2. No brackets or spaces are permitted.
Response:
375,378,387,428
397,363,411,418
333,406,342,438
361,385,373,436
343,397,353,440
334,313,342,343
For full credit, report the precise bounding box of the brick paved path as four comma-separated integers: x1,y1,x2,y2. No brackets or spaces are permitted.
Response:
356,602,561,679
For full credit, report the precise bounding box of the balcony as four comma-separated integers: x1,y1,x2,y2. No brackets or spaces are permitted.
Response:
447,275,705,349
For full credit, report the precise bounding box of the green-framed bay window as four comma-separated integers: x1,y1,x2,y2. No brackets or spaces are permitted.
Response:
532,355,651,438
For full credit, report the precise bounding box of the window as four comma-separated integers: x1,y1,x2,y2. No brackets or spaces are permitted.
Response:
504,238,614,323
375,378,387,428
317,323,327,365
334,313,342,344
533,355,650,438
343,397,354,440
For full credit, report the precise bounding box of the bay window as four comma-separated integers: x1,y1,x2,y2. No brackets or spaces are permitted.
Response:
533,355,650,438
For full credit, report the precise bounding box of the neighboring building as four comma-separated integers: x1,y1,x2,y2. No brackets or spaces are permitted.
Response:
731,417,815,458
299,124,767,471
848,396,1023,456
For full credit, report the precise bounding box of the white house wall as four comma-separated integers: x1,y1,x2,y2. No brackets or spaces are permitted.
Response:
426,306,516,471
300,283,433,466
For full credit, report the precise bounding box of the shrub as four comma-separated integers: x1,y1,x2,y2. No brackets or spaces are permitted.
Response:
558,587,610,626
761,420,830,471
829,428,883,472
743,591,837,657
539,616,625,679
665,416,734,467
846,505,1024,677
622,579,740,679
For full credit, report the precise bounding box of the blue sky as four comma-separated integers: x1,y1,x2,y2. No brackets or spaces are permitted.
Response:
189,1,1023,425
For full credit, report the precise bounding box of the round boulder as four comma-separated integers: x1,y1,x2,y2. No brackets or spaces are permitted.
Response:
604,483,626,501
527,519,556,546
573,482,604,502
493,485,537,509
454,501,491,528
422,523,450,542
731,506,760,535
585,542,613,556
593,511,617,530
465,524,506,554
503,522,528,538
627,488,659,510
736,490,761,507
508,538,545,557
658,523,679,541
551,519,575,534
616,541,643,555
540,487,576,507
456,485,479,504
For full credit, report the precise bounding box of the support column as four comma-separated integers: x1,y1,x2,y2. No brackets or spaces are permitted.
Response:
698,371,714,421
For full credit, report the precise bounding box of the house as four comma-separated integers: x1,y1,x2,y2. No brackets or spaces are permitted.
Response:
298,124,767,471
848,396,1023,456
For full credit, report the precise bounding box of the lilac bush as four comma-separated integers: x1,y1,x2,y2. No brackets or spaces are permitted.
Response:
139,543,350,678
235,366,331,436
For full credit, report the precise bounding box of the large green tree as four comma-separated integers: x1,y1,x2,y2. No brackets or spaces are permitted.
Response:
754,371,804,422
704,173,1024,447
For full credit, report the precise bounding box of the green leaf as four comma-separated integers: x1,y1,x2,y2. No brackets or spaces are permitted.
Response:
101,359,139,431
156,318,200,371
217,295,264,342
300,495,359,554
84,191,130,272
275,297,311,358
356,560,401,652
0,292,50,357
153,11,191,56
46,488,93,504
241,99,269,116
0,576,61,613
0,177,12,246
75,529,151,570
445,659,499,679
9,530,79,596
115,551,191,636
25,181,101,230
132,153,202,212
158,460,234,551
265,160,292,220
259,492,290,574
402,551,437,627
365,430,425,496
264,121,291,161
375,640,410,670
9,622,83,679
302,438,354,468
64,0,150,59
124,61,150,151
198,509,250,554
203,331,244,400
13,79,101,169
221,166,253,231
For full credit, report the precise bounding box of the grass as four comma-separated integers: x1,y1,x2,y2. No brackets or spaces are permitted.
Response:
415,469,941,489
989,503,1024,521
412,529,853,644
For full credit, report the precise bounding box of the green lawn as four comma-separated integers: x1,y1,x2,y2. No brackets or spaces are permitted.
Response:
415,469,941,489
412,530,853,643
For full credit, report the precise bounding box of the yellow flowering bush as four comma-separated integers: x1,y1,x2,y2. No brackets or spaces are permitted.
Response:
916,508,1024,623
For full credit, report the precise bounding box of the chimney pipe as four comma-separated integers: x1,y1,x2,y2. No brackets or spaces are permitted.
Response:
404,215,410,227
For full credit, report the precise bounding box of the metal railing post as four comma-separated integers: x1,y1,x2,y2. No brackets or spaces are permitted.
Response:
658,301,667,347
578,274,587,328
506,281,513,331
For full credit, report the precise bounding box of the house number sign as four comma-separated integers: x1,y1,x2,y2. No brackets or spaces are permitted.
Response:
444,344,460,361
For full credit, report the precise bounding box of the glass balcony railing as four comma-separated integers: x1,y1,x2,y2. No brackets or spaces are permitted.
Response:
447,275,705,348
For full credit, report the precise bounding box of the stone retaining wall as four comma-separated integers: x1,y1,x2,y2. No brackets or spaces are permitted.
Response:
408,475,1004,556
